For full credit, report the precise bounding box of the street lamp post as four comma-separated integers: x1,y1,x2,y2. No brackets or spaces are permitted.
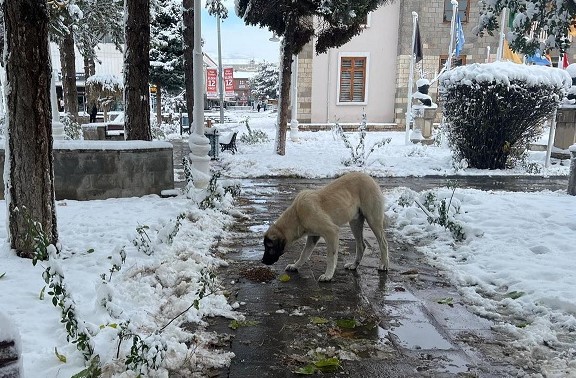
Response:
188,0,210,189
289,55,299,141
217,14,225,125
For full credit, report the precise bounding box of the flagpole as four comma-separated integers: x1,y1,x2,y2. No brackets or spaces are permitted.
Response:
405,11,418,145
545,109,557,168
496,7,507,61
446,0,458,70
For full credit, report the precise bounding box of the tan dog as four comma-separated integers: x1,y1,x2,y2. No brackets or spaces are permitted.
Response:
262,172,389,282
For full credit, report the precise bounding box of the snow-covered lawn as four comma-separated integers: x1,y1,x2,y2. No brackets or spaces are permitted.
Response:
1,109,575,376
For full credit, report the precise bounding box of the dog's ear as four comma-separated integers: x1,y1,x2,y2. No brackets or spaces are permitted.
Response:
264,236,275,249
264,234,286,255
274,237,286,254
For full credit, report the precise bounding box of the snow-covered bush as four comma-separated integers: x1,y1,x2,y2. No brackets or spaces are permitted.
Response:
439,61,570,169
62,114,82,140
239,117,270,144
333,113,391,167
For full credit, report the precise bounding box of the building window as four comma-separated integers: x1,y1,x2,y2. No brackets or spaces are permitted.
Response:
338,56,367,103
443,0,469,22
439,55,466,71
359,13,371,28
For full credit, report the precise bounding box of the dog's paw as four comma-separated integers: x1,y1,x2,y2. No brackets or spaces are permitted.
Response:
344,262,358,270
285,264,299,272
318,274,333,282
377,264,389,272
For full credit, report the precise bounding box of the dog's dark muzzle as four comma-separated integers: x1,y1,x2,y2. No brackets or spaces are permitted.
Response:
261,250,280,265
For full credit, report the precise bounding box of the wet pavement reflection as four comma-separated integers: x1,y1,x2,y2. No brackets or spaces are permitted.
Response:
201,176,556,377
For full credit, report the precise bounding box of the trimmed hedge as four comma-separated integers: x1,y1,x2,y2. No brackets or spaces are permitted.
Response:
439,62,570,169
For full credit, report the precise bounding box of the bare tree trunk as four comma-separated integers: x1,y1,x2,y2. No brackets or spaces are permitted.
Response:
84,56,96,113
276,37,293,156
4,0,58,256
59,27,79,121
124,0,151,141
156,85,162,126
183,0,194,119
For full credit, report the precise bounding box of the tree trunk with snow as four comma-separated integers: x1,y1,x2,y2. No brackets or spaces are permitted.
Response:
84,56,96,112
156,85,162,126
3,0,58,255
124,0,152,141
276,29,294,156
59,27,79,121
183,0,195,118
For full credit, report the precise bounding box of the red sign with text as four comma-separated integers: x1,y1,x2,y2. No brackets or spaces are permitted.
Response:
206,68,217,98
224,67,234,96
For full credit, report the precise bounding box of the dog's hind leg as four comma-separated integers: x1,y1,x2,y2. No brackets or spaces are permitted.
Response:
366,215,389,271
286,235,320,272
344,215,365,270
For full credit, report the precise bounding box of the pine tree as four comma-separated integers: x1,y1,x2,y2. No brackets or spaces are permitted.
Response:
4,0,58,255
48,1,82,121
477,1,576,55
150,0,185,125
74,0,123,112
249,62,279,102
124,0,152,140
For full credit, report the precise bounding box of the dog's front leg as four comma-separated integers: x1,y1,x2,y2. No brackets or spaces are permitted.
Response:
319,233,339,282
286,235,320,272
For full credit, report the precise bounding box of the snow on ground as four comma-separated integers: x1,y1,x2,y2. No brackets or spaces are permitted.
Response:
1,109,575,376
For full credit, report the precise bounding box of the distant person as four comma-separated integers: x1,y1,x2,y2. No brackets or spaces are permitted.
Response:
257,102,261,112
263,102,267,111
89,104,97,123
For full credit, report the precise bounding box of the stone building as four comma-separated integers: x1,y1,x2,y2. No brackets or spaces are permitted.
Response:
294,0,576,129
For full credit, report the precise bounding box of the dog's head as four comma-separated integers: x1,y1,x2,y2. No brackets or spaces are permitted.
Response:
262,225,286,265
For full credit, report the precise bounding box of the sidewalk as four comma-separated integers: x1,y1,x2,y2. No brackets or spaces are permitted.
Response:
202,178,552,377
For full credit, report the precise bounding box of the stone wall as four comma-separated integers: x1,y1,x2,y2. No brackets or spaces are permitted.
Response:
0,141,174,201
555,107,576,150
296,42,314,124
394,1,505,127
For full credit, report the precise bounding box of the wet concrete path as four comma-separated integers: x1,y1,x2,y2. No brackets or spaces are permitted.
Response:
171,140,568,376
202,176,567,377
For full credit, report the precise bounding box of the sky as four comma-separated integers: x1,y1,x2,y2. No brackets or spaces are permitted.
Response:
201,1,280,64
1,108,575,377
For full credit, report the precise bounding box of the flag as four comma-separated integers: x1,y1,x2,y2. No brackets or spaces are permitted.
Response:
414,19,423,63
455,14,465,57
562,53,570,69
503,40,523,64
526,50,551,66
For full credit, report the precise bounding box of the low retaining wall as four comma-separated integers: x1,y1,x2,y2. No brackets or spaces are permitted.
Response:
0,313,21,378
0,140,174,201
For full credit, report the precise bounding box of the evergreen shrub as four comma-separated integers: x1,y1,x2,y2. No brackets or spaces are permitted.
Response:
439,61,570,169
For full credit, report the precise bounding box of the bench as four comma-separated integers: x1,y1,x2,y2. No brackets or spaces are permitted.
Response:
219,131,238,154
105,123,124,140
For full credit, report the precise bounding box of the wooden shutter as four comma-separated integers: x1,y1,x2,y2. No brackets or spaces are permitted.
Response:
339,57,366,102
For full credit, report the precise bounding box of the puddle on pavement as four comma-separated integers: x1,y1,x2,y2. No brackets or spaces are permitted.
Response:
382,301,471,374
249,224,269,233
237,246,264,261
